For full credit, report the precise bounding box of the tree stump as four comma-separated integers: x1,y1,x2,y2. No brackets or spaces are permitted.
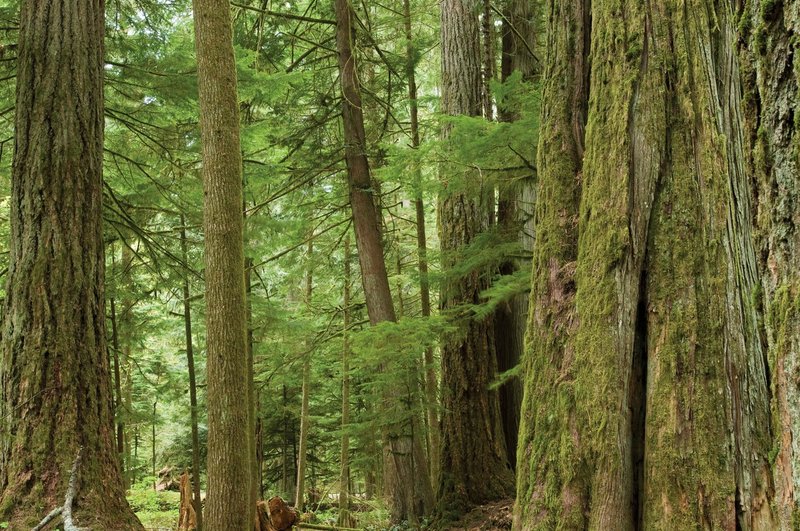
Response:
268,496,298,531
178,471,197,531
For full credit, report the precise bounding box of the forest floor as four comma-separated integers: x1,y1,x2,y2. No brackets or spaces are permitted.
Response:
445,499,514,530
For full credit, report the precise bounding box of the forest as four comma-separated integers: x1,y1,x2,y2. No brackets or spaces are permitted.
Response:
0,0,797,529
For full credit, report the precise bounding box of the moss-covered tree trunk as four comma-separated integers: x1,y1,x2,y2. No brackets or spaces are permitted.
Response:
437,0,515,517
0,0,143,527
515,1,775,529
192,0,252,527
739,1,800,527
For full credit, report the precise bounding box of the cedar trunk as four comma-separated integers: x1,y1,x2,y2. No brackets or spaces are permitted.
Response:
192,0,252,527
740,0,800,526
515,1,775,529
0,0,142,527
437,0,515,516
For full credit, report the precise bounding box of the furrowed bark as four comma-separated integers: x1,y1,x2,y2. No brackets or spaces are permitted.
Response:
0,0,142,526
192,0,252,526
739,0,800,526
437,0,515,517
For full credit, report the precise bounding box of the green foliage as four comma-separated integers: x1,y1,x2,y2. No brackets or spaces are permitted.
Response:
128,481,181,530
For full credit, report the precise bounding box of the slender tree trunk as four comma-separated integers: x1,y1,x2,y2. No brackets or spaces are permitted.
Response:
110,295,127,472
0,0,142,526
515,2,775,529
338,236,355,527
437,0,515,516
740,1,800,526
482,0,496,120
296,239,313,511
334,0,434,522
181,220,204,531
403,0,441,487
246,257,260,510
192,0,252,526
152,400,158,490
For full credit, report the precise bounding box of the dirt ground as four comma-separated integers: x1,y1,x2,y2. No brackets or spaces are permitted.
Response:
445,499,514,530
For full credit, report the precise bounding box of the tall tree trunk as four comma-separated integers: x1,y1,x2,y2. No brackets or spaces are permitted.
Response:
110,295,127,474
740,1,800,526
338,236,355,527
181,220,204,531
152,400,158,490
334,0,434,523
0,0,142,526
482,0,496,120
295,239,313,511
403,0,440,486
192,0,252,527
515,1,775,529
437,0,515,516
493,0,540,470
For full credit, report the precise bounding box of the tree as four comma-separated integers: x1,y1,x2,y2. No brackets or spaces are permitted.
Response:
334,0,434,522
0,0,143,527
494,0,540,468
515,1,774,528
180,220,204,531
740,1,800,526
437,0,515,516
192,0,252,528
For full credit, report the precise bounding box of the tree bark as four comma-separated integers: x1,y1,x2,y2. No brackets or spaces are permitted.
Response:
334,0,434,523
192,0,252,527
437,0,515,516
494,0,540,470
739,1,800,527
515,1,775,529
0,0,142,527
296,239,313,511
403,0,441,488
338,236,355,527
181,220,204,531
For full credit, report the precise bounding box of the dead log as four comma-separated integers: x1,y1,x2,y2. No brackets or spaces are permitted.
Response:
296,524,360,531
178,470,197,530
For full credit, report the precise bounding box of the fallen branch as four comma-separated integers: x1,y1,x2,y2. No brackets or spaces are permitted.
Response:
296,524,361,531
32,448,88,531
32,507,62,531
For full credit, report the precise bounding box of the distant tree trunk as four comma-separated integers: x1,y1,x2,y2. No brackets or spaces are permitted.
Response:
152,400,158,490
482,0,496,120
121,244,135,486
192,0,252,527
338,236,355,527
515,2,775,529
0,0,142,527
740,1,800,526
493,0,539,470
181,220,204,531
403,0,440,486
437,0,515,516
110,295,127,473
246,256,260,510
334,0,434,523
296,239,313,512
